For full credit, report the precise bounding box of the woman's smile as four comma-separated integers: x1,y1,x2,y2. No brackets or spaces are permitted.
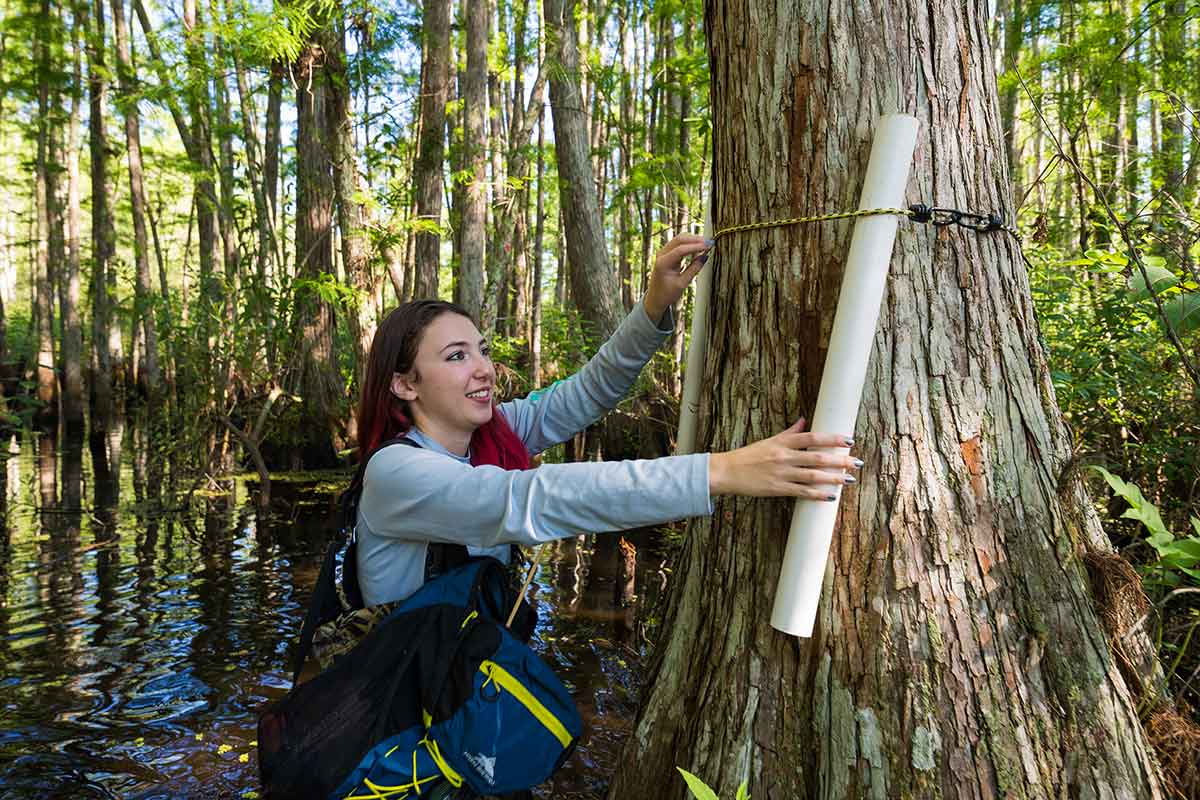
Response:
394,311,497,455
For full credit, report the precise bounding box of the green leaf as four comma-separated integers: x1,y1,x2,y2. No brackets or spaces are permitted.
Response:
735,781,751,800
1127,265,1178,300
1167,539,1200,561
1160,293,1200,337
1090,466,1143,506
1191,517,1200,537
677,768,720,800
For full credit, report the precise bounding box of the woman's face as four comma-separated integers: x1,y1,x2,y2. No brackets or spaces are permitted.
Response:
392,311,495,453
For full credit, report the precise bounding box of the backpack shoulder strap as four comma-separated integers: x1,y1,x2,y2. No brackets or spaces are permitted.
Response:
293,436,419,686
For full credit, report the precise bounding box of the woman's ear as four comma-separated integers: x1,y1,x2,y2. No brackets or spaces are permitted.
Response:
391,372,417,401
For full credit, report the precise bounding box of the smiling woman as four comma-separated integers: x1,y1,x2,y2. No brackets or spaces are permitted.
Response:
351,234,862,611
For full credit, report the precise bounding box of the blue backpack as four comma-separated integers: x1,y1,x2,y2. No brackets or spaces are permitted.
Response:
257,439,582,799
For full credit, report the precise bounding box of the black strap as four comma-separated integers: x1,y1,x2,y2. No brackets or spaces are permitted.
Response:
292,436,473,684
292,437,419,685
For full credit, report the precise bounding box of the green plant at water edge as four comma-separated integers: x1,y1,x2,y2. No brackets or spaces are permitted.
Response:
1091,466,1200,588
676,767,750,800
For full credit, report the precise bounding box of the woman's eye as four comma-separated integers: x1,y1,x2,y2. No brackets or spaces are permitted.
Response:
481,347,491,358
447,351,465,361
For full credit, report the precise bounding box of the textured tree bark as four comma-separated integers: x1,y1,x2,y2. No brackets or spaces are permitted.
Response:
413,0,452,299
112,0,161,403
62,4,85,437
33,0,59,428
181,0,222,355
544,0,622,341
327,13,376,395
530,105,546,385
290,20,344,469
490,0,547,339
610,2,1166,798
265,59,284,274
459,0,488,320
86,0,117,452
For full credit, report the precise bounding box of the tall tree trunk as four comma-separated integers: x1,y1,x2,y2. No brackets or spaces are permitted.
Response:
459,0,488,321
530,104,546,385
62,2,85,436
291,16,343,468
328,12,376,396
998,0,1024,200
33,0,59,428
87,0,116,456
544,0,622,341
617,0,633,312
611,1,1167,797
413,0,453,299
264,56,284,366
210,0,239,433
180,0,222,382
265,58,284,271
228,1,276,290
111,0,161,405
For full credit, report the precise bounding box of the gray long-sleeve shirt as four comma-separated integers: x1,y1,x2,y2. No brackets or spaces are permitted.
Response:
356,301,713,607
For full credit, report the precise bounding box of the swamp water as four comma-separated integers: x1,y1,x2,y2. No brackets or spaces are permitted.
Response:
0,434,676,799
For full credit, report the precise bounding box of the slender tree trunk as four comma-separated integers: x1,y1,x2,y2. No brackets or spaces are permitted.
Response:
618,0,633,312
998,0,1024,200
544,0,622,341
62,3,85,436
612,1,1167,798
531,104,546,385
264,56,284,367
34,0,59,428
291,15,344,468
224,0,274,294
459,0,488,321
180,0,222,388
87,0,116,453
265,58,284,271
112,0,161,405
413,0,453,299
328,11,376,395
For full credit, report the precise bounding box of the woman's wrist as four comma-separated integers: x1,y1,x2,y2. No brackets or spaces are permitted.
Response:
708,451,730,496
641,292,669,325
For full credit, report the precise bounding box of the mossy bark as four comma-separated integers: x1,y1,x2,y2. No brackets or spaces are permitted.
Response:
609,1,1165,798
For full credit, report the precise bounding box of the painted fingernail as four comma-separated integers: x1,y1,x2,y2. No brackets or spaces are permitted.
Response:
843,474,856,484
825,494,838,502
844,437,855,447
704,238,715,246
852,458,864,468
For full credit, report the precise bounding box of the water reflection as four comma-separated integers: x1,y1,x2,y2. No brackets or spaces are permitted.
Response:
0,431,674,799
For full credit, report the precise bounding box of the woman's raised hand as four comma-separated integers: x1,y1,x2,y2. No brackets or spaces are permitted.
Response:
642,234,712,322
707,418,861,500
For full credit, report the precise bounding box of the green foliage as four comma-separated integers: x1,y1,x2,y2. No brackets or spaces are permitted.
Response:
1092,467,1200,587
294,271,361,309
1026,238,1199,530
677,768,750,800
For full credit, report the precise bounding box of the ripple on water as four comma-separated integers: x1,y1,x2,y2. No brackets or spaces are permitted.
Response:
1,444,676,799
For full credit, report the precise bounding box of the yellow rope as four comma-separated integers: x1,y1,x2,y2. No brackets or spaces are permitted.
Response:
712,207,914,240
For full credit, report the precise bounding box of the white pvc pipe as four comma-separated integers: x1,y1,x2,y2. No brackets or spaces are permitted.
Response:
770,114,919,638
676,193,713,456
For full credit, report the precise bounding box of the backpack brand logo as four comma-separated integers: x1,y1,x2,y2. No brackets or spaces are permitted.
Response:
463,751,496,785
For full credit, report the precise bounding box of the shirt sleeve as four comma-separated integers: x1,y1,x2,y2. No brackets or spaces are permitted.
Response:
358,443,712,549
499,300,674,456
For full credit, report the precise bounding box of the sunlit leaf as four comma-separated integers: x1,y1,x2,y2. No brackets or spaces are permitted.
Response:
1127,265,1178,300
1159,293,1200,337
677,768,720,800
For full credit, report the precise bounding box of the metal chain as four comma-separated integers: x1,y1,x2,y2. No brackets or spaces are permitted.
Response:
711,203,1020,241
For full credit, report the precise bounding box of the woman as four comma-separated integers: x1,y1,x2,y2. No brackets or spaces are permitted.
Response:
353,234,861,608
